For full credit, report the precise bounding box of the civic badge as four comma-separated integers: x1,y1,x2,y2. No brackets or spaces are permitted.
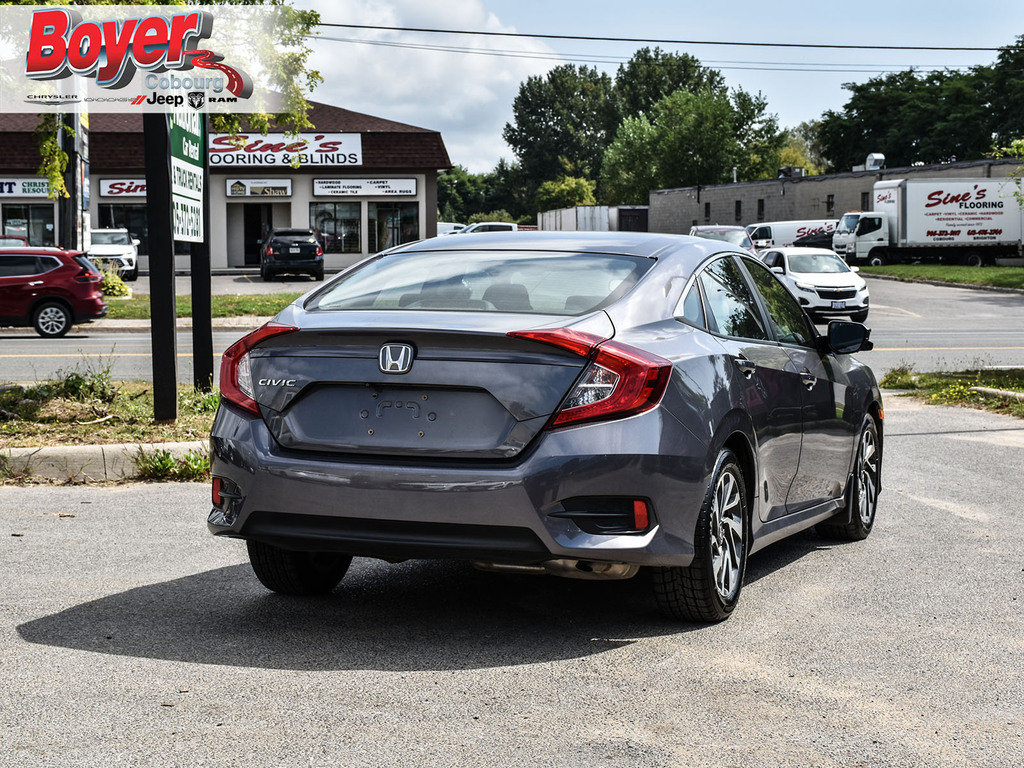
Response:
379,343,414,374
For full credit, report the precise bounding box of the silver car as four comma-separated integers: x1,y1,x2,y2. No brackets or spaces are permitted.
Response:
209,232,883,622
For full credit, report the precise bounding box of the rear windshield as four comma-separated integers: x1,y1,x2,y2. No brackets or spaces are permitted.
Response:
696,229,752,248
274,230,315,239
91,231,131,245
306,250,653,315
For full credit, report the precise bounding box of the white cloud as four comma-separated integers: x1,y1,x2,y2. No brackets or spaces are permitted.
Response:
293,0,560,172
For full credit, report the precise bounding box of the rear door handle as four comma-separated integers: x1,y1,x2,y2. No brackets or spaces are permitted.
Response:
28,280,43,286
800,368,817,390
733,356,756,378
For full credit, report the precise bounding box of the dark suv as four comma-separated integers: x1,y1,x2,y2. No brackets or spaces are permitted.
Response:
0,248,107,337
259,229,324,282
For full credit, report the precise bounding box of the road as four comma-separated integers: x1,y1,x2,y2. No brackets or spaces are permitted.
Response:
1,395,1021,767
0,278,1022,382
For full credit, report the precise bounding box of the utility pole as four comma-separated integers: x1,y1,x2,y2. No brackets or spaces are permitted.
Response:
190,114,214,391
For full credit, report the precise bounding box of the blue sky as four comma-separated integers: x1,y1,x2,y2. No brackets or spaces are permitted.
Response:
301,0,1023,171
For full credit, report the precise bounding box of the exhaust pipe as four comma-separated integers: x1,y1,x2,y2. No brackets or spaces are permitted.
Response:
473,559,640,581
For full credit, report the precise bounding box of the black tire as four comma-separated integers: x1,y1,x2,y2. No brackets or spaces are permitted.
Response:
851,309,869,323
962,252,984,268
867,252,887,267
246,540,352,595
33,301,72,338
817,416,880,541
312,268,325,281
261,267,274,282
653,449,748,622
124,267,139,282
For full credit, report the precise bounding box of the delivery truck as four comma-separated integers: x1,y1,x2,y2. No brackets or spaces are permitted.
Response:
832,178,1024,266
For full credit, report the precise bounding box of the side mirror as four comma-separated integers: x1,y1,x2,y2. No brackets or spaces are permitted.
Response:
826,320,872,354
771,266,784,275
850,266,860,273
131,238,140,246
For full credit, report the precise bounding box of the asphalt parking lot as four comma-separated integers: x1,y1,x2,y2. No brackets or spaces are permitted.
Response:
1,395,1021,767
0,277,1022,382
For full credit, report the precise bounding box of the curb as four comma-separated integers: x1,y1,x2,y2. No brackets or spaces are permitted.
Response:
970,386,1024,402
863,273,1024,295
1,440,207,483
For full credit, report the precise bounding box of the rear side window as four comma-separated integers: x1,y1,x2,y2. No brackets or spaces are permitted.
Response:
307,250,653,316
697,257,768,340
677,284,705,329
0,255,42,277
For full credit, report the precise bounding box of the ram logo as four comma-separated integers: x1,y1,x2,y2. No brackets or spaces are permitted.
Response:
258,378,297,387
379,343,414,374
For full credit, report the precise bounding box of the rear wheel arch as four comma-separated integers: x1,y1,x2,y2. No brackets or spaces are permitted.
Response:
30,295,74,319
708,410,758,520
722,431,757,523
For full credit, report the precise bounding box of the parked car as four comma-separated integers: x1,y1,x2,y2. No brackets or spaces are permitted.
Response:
209,232,882,623
0,247,106,337
791,229,835,250
760,247,869,322
689,225,757,255
454,222,518,234
746,220,838,251
0,235,29,247
437,221,465,236
88,228,140,281
260,229,324,281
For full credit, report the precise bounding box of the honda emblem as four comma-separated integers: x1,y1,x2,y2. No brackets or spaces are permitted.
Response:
379,343,414,374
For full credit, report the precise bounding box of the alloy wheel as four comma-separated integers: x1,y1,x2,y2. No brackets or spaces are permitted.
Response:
710,467,744,601
37,306,68,335
857,427,879,526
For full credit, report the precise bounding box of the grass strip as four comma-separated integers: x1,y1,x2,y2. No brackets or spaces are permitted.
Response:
880,365,1024,419
862,265,1024,289
105,292,302,320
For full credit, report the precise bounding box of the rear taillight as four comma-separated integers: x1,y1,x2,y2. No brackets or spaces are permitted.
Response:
219,322,298,414
265,246,274,256
72,255,101,283
315,245,323,256
507,328,672,428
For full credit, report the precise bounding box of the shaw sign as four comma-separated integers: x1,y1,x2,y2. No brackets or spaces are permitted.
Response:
209,133,362,167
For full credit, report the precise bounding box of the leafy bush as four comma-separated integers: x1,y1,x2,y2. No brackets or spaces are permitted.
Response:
134,448,210,481
53,363,119,403
467,210,516,224
100,265,130,297
535,175,597,212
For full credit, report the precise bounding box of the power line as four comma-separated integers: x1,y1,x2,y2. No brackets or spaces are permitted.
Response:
309,35,979,74
316,22,1006,52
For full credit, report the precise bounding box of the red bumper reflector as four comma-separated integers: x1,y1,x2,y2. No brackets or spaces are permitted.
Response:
633,500,649,530
212,477,223,506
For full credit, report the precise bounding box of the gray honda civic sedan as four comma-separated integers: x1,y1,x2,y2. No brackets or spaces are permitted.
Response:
209,232,883,622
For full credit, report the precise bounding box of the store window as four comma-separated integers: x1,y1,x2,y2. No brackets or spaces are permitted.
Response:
861,191,871,210
310,202,361,253
703,202,711,222
757,198,765,221
368,202,419,252
98,203,149,253
2,204,55,246
826,194,836,215
734,200,742,222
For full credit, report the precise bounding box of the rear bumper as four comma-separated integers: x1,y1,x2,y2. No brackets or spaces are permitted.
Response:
265,258,322,271
74,297,108,323
208,404,710,567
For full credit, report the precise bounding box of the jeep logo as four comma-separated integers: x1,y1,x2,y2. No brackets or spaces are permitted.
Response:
258,378,296,387
379,343,414,374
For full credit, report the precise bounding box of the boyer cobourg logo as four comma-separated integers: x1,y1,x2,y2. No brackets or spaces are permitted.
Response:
23,7,253,100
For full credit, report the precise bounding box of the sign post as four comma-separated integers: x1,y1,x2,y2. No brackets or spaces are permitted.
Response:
143,113,177,421
190,115,214,391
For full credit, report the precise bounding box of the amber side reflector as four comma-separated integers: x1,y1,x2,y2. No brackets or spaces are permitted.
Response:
878,409,884,420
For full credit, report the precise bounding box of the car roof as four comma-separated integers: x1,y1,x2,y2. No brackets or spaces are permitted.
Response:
395,231,720,260
91,228,128,232
692,225,746,231
0,246,70,253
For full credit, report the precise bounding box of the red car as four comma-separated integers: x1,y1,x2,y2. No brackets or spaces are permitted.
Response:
0,248,107,337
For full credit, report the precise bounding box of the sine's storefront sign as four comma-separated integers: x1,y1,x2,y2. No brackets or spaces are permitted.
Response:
209,133,362,167
313,178,417,197
170,111,204,243
100,179,146,197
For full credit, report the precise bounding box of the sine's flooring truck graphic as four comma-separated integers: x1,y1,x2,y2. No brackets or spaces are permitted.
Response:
832,178,1024,266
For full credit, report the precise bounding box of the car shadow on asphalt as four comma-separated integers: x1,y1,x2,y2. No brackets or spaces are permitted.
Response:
16,533,827,672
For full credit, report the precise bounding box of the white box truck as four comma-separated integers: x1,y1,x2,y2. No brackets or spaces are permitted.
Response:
832,178,1024,266
746,219,837,250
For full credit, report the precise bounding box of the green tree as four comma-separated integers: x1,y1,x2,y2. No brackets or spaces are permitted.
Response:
502,64,616,187
612,47,725,121
467,210,516,224
990,36,1024,145
779,121,826,174
437,165,488,223
600,114,658,204
655,89,739,188
730,88,784,182
483,159,534,221
535,175,597,212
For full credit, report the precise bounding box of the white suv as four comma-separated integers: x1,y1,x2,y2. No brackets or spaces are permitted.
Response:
760,247,870,322
455,222,518,234
88,228,140,281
